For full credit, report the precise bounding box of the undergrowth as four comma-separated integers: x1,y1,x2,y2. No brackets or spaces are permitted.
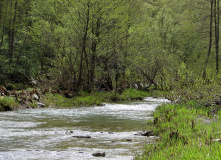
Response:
0,96,19,111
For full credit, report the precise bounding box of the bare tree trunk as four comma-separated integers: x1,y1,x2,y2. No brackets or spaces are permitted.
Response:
76,3,90,93
0,1,9,48
90,17,100,92
203,0,214,79
9,0,17,64
8,0,13,63
215,0,220,74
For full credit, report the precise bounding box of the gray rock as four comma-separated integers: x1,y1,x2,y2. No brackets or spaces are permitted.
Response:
92,152,105,157
32,94,39,101
140,130,155,136
72,135,91,138
37,102,45,108
212,139,221,142
65,130,73,134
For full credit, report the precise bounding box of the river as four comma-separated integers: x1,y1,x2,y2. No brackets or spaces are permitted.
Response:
0,97,169,160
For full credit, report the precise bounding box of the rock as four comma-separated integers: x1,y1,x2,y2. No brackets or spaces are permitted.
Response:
65,130,73,134
32,94,39,101
97,103,105,106
148,136,159,139
30,77,37,86
212,139,221,142
127,139,132,141
0,86,10,96
37,102,45,108
140,130,155,136
92,152,105,157
72,135,91,138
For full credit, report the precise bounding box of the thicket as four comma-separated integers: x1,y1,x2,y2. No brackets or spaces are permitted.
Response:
0,0,220,95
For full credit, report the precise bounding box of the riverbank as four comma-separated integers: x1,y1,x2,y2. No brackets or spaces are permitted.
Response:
0,87,168,111
0,97,166,159
136,101,221,159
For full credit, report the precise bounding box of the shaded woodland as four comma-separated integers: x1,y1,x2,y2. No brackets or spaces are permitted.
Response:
0,0,220,93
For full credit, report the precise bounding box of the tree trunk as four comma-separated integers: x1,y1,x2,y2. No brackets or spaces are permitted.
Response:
8,0,13,64
203,0,214,79
90,18,100,92
215,0,220,74
0,1,8,48
76,3,90,93
9,0,17,64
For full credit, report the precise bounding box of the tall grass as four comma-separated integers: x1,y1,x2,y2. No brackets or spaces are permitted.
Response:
136,102,221,160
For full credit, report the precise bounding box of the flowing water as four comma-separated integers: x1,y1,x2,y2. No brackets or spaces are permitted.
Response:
0,97,169,160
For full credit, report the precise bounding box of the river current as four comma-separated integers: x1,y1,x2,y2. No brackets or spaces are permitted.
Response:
0,97,169,160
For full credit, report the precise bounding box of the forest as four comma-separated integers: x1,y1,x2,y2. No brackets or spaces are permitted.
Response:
2,1,221,159
1,0,220,94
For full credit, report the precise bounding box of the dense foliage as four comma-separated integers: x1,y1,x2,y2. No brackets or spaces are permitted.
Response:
0,0,220,93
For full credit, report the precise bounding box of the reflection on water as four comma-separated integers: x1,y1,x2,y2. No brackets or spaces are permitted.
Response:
0,97,169,160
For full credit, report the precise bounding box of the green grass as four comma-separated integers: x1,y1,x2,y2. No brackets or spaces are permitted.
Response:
136,102,221,160
0,96,19,111
42,88,167,107
0,88,167,111
43,92,110,107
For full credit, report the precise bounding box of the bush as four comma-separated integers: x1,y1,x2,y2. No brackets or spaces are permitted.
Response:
0,96,18,111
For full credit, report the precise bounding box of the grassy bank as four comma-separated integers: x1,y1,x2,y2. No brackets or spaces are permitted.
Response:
0,96,19,111
42,88,167,107
136,102,221,160
0,88,167,110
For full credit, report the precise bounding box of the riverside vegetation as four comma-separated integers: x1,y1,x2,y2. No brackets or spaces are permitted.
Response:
1,0,221,159
0,84,166,111
136,79,221,160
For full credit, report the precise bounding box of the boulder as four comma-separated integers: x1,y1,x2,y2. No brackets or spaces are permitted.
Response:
72,135,91,138
140,130,155,136
92,152,105,157
32,94,39,101
37,102,45,108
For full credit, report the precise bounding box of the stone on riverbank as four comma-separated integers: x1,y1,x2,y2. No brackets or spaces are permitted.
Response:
92,152,105,157
72,135,91,138
37,102,45,108
140,130,155,136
